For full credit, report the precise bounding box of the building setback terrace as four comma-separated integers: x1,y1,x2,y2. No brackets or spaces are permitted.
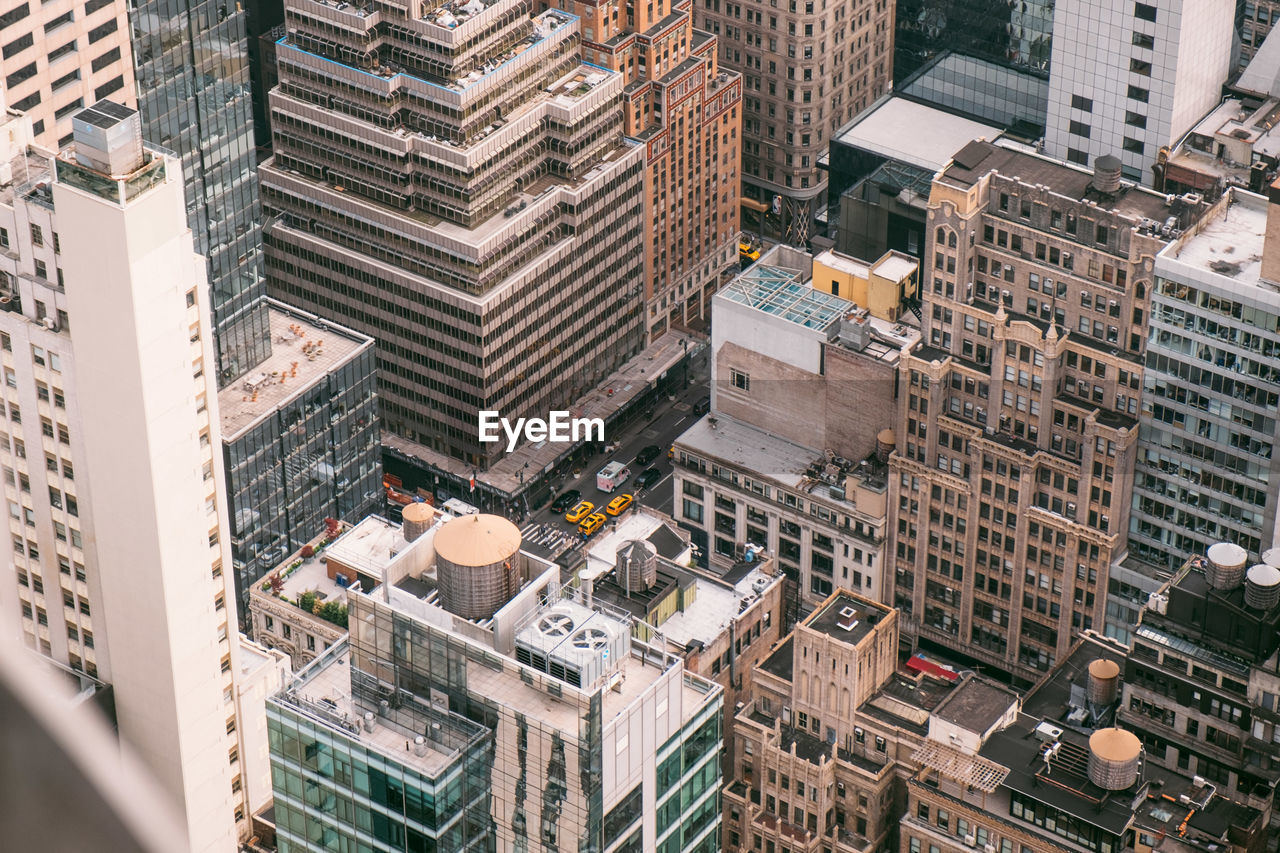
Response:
277,642,486,778
219,301,369,440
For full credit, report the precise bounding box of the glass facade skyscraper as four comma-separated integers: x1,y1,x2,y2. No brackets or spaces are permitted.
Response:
267,642,495,853
893,0,1053,136
129,0,271,385
895,0,1054,82
126,3,384,624
219,301,382,625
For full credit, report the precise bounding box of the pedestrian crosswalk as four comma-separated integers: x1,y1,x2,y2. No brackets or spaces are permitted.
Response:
521,521,576,557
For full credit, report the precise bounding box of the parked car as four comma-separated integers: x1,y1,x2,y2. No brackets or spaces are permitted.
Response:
550,489,581,513
565,500,595,523
693,396,710,415
635,444,660,466
606,494,634,516
578,512,607,536
634,467,662,489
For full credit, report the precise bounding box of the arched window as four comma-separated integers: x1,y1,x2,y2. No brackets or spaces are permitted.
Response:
948,231,957,248
936,227,945,246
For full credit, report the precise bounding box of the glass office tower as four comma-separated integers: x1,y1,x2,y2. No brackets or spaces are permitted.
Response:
129,0,271,385
127,3,384,622
893,0,1053,136
895,0,1054,81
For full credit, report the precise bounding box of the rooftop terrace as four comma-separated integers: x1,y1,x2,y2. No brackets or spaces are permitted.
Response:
863,672,958,732
833,95,1004,172
1161,188,1270,290
940,139,1180,224
656,562,779,650
803,592,892,647
219,301,371,441
323,514,403,581
277,643,485,778
675,414,889,513
931,677,1017,733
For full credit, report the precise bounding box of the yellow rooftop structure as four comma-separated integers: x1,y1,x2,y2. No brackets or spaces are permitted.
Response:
811,247,918,322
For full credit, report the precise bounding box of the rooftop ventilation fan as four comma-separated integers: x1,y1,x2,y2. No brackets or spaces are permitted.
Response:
572,628,610,651
537,613,575,638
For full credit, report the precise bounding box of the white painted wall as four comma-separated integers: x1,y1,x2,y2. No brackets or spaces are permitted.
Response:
1046,0,1233,184
55,152,241,853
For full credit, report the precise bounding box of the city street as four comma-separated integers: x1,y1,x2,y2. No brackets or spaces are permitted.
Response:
530,346,710,527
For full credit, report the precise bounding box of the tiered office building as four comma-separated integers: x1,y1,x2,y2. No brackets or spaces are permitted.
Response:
0,101,286,846
890,139,1208,686
260,0,646,466
557,0,743,339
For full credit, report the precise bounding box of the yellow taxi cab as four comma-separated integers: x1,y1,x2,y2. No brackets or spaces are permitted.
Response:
578,512,607,536
606,493,633,516
565,500,595,524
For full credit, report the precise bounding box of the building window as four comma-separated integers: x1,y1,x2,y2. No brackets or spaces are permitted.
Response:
1122,137,1145,154
731,369,750,391
1066,149,1089,165
683,499,704,524
90,46,120,73
94,76,124,101
1070,94,1093,111
1127,84,1149,102
5,62,36,89
53,98,83,120
2,32,33,60
87,18,118,43
1132,31,1154,49
1134,2,1157,21
1068,120,1091,138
